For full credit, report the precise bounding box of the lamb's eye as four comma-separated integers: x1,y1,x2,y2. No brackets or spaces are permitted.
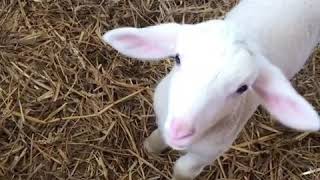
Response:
174,54,181,65
236,85,248,94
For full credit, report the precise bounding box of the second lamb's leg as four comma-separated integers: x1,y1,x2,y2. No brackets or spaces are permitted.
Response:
144,128,168,154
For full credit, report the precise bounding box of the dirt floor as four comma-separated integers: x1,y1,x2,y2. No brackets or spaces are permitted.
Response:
1,0,320,179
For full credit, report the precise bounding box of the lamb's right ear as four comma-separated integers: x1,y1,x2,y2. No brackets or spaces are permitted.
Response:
102,23,182,60
253,55,320,131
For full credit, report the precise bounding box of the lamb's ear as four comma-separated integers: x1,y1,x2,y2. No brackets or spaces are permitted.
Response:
253,55,320,131
102,23,182,60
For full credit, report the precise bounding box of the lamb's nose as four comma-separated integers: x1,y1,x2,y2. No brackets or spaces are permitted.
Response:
169,119,196,140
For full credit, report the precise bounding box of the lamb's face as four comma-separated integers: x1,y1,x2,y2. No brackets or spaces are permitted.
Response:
162,24,260,150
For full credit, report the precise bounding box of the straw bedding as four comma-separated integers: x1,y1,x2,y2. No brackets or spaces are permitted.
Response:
0,0,319,179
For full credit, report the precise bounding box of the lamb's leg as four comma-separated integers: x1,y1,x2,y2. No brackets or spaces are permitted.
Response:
172,153,211,180
143,128,168,154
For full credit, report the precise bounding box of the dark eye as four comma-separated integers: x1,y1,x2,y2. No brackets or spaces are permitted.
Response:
174,54,181,65
236,85,248,94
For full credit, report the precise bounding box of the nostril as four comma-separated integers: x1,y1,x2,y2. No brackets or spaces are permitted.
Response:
170,119,195,140
176,129,195,139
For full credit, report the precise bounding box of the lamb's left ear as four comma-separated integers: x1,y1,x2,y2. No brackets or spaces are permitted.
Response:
253,55,320,131
102,23,182,60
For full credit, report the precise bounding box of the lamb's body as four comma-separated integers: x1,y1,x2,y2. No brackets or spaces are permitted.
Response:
102,0,320,179
147,0,320,179
226,0,320,79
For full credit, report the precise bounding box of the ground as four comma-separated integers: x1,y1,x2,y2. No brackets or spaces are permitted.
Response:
0,0,320,179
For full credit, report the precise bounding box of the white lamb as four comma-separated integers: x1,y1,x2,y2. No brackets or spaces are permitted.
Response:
102,0,320,179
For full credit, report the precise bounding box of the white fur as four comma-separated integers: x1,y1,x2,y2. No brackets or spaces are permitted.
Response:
102,0,320,179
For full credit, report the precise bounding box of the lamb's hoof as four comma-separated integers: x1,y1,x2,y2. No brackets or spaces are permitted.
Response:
143,139,163,154
143,139,154,153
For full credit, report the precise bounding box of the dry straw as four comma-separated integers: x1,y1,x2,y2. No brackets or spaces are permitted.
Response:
0,0,319,179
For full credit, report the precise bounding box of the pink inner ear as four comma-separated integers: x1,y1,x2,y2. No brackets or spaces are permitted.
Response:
116,34,159,53
256,87,302,118
117,35,146,47
266,95,300,117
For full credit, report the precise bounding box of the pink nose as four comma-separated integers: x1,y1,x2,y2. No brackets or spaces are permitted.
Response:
170,119,196,140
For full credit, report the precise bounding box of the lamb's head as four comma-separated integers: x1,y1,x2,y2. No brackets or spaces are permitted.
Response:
102,20,320,150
